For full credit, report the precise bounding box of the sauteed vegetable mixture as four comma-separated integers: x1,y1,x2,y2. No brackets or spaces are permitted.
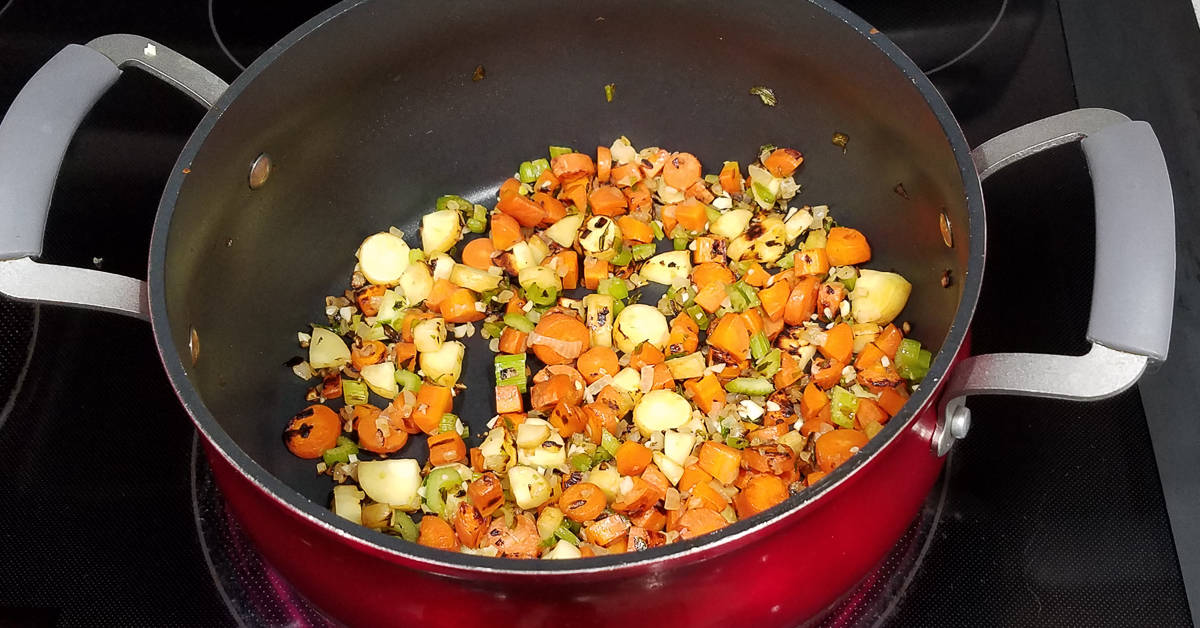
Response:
282,138,929,558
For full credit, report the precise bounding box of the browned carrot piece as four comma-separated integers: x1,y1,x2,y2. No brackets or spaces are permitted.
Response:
684,180,715,204
697,441,742,484
577,346,619,383
283,405,342,459
616,440,653,476
826,227,871,266
707,313,751,360
734,475,789,518
411,384,453,434
630,507,667,532
496,193,547,227
588,185,628,217
684,374,726,415
640,148,670,178
667,312,699,355
392,342,417,369
468,472,504,516
585,514,631,546
663,152,702,190
497,327,528,354
350,339,387,370
418,515,460,551
455,502,487,548
718,161,743,194
530,374,581,411
794,248,830,276
612,477,665,514
490,213,523,251
875,324,904,358
355,284,387,317
547,403,586,438
773,352,803,389
596,146,612,183
355,404,410,454
530,312,589,365
428,430,467,465
812,359,846,390
534,168,560,194
763,148,804,177
677,464,712,493
494,384,523,414
783,276,820,325
814,429,869,472
559,482,607,522
462,237,496,270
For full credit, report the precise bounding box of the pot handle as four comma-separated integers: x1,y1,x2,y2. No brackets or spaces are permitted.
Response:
933,108,1175,456
0,35,226,320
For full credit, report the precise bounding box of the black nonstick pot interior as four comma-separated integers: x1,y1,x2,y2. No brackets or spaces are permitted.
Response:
155,0,972,511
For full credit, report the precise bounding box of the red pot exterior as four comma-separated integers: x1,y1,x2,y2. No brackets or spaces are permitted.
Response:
206,372,950,627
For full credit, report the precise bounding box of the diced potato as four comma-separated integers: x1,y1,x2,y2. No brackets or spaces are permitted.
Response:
633,389,691,435
784,207,816,242
652,452,684,485
361,362,398,399
420,340,465,386
640,250,692,285
850,270,912,324
375,289,405,324
516,418,567,468
583,294,615,347
663,430,696,466
536,506,565,540
308,327,350,369
431,253,455,281
544,539,582,559
332,485,365,524
544,214,584,248
851,323,881,353
579,215,619,260
357,232,411,285
508,241,537,272
421,209,463,255
516,422,551,449
412,317,446,353
664,352,705,380
586,463,621,501
611,367,643,396
518,265,561,295
356,458,422,511
778,430,805,455
526,235,551,265
727,216,787,263
710,208,753,239
398,263,434,305
613,304,670,354
507,465,553,509
450,263,502,292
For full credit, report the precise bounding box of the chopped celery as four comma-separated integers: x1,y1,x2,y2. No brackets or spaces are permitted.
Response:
591,447,613,464
466,218,487,233
830,386,857,428
749,332,770,361
843,274,856,292
436,195,472,214
726,281,760,312
684,304,710,331
322,435,359,466
423,467,463,517
503,313,535,333
673,234,689,251
598,278,629,301
438,413,460,434
705,205,722,224
395,369,423,393
895,338,930,381
611,246,633,266
481,320,505,339
651,221,665,241
775,252,795,269
569,453,593,472
494,353,528,392
391,511,419,542
524,282,558,306
725,436,749,449
554,522,581,545
518,159,549,183
752,181,776,206
756,348,782,378
725,377,774,396
342,379,369,406
704,173,720,185
631,243,656,261
600,430,621,457
548,146,574,159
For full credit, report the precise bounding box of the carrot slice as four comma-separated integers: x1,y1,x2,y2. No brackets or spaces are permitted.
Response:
426,278,458,310
663,152,702,190
355,284,387,317
707,313,750,360
616,441,653,476
763,148,804,177
800,383,829,420
350,339,386,371
534,168,560,194
826,227,872,266
530,312,589,365
640,149,670,178
677,508,728,540
454,502,487,548
758,280,790,321
418,515,460,551
875,324,904,358
783,276,820,325
616,216,654,244
692,262,736,292
532,191,567,224
877,387,909,417
734,475,789,518
496,193,547,227
283,405,341,459
550,152,596,180
428,430,467,465
814,429,869,472
560,482,607,522
856,398,889,427
356,404,409,454
462,238,496,270
588,185,628,217
684,374,726,415
440,287,485,323
490,213,523,251
497,177,521,201
596,146,612,183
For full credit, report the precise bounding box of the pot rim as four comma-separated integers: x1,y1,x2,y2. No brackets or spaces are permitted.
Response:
148,0,985,575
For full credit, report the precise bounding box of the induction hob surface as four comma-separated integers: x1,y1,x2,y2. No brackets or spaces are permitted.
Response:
0,1,1195,626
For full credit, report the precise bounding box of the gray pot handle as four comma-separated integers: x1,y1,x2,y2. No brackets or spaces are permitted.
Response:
0,35,226,320
933,108,1176,456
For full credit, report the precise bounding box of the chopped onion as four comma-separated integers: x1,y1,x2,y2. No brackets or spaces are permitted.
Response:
528,331,583,360
640,365,655,394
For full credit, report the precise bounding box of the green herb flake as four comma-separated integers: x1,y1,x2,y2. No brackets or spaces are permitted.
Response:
604,83,616,102
750,86,777,107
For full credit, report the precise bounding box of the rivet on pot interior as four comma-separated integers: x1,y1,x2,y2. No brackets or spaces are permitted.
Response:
189,327,200,366
248,153,271,190
938,212,953,248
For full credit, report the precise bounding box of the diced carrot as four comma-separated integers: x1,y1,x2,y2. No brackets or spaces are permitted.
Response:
678,465,712,493
530,312,589,365
498,327,528,354
495,384,523,414
854,343,886,370
876,324,904,358
596,146,612,183
666,508,684,532
692,236,724,264
826,227,871,266
630,507,667,532
774,352,803,389
594,385,633,419
585,514,631,546
800,383,829,420
613,477,665,514
758,280,791,321
530,374,580,411
794,248,830,276
412,384,454,434
548,249,579,290
550,152,596,180
692,262,736,292
534,168,560,194
496,193,546,227
718,161,743,195
805,471,828,486
819,322,854,363
650,363,674,391
428,430,467,465
877,387,909,417
762,314,784,341
707,313,751,360
624,182,653,216
747,423,788,443
609,162,643,187
490,213,523,251
677,508,728,540
856,364,903,393
454,502,487,548
674,198,708,232
393,342,417,369
817,281,846,321
663,152,702,190
684,373,726,415
660,204,678,235
425,278,458,310
800,418,835,437
547,403,586,438
629,343,665,371
856,398,889,427
687,480,727,513
350,339,387,371
693,280,728,314
640,149,670,178
812,359,845,390
783,276,820,325
734,475,789,518
561,177,590,213
616,215,654,243
640,464,671,494
742,263,770,287
355,285,387,317
418,515,459,551
697,441,742,485
684,179,715,203
814,429,869,472
667,312,700,355
497,177,521,201
441,287,485,323
739,308,763,336
462,238,496,270
763,148,804,177
616,441,653,476
589,185,628,217
577,346,619,383
532,191,566,224
583,256,609,290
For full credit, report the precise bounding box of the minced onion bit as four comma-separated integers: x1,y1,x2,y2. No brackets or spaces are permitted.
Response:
281,137,928,559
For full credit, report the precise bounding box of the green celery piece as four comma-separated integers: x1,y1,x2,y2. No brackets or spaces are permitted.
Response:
830,386,857,428
725,436,749,449
341,379,369,406
423,467,463,517
651,221,665,241
749,332,770,361
569,453,592,472
391,511,419,542
752,181,776,206
438,413,460,434
554,522,581,545
321,435,359,466
631,243,656,261
599,278,629,301
548,146,574,159
494,353,528,392
503,313,535,333
600,430,621,457
685,304,710,331
525,283,558,306
436,195,472,214
756,348,782,378
895,338,922,371
705,205,722,224
466,218,487,233
673,235,689,251
611,246,633,267
725,377,774,396
395,369,423,393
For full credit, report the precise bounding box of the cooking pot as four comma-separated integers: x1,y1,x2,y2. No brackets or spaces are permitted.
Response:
0,1,1174,625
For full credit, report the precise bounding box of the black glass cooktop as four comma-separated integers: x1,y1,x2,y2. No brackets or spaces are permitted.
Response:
1,1,1197,626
